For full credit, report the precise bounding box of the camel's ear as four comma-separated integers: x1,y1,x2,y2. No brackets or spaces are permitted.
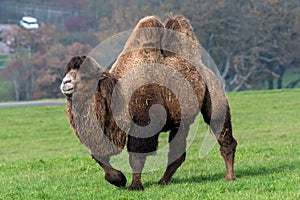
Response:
66,55,87,73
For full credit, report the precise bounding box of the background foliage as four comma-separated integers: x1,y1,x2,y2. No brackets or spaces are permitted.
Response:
0,0,299,100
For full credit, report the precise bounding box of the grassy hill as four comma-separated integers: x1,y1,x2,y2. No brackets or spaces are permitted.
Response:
0,89,299,199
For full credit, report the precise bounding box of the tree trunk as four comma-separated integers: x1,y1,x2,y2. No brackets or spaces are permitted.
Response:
277,77,283,89
12,79,20,101
277,66,285,89
222,54,231,80
268,80,274,90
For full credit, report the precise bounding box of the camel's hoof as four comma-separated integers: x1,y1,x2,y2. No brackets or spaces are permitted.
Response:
225,175,236,181
128,182,144,191
158,178,170,185
105,171,127,187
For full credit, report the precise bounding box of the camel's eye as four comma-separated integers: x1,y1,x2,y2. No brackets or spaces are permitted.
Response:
100,73,107,80
69,71,77,79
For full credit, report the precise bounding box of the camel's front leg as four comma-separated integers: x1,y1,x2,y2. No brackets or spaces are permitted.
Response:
128,153,146,190
92,155,127,187
127,133,159,190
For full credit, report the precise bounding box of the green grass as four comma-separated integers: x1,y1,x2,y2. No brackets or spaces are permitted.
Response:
0,54,9,66
1,89,300,199
0,80,13,101
0,54,9,71
0,57,14,101
0,54,14,102
283,69,300,88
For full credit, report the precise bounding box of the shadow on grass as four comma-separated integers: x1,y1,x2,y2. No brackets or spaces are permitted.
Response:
143,160,300,187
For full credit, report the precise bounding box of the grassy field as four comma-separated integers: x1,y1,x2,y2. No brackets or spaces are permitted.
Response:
0,80,13,101
0,89,299,199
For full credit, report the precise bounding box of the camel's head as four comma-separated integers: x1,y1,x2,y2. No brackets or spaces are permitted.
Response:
61,55,110,99
60,55,85,98
61,55,124,133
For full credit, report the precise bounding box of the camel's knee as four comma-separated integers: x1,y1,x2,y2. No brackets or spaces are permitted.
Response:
219,137,237,157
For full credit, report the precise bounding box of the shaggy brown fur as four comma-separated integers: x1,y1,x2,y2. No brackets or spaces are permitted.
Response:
62,15,237,190
65,55,126,156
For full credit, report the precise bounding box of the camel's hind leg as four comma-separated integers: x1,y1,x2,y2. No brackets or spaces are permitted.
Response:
218,123,237,181
201,90,237,181
158,127,188,185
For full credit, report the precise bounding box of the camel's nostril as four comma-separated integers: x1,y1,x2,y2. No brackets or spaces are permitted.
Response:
63,75,72,84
